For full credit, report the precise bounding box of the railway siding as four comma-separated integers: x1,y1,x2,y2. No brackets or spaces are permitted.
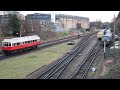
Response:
59,37,98,79
27,34,99,79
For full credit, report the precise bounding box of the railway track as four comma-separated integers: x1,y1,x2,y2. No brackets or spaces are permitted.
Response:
33,34,96,79
38,32,96,48
70,41,103,79
0,32,96,61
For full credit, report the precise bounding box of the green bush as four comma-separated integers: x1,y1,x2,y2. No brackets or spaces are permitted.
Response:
57,32,67,37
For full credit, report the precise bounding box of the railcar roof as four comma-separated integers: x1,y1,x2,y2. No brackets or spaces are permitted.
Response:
2,35,40,43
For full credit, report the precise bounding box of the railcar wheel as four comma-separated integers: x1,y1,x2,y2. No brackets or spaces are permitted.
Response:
34,45,38,49
4,51,11,56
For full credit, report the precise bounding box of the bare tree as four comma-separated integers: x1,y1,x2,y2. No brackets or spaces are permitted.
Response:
32,21,41,32
20,20,31,36
0,23,2,37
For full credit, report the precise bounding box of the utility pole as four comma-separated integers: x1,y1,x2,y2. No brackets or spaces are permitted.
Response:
113,14,116,49
104,39,106,59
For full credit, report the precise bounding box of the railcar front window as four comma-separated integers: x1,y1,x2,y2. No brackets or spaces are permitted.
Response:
4,42,8,46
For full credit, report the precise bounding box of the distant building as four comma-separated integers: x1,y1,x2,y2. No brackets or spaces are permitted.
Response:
25,13,51,26
55,14,89,29
0,15,9,25
0,13,25,25
25,13,90,30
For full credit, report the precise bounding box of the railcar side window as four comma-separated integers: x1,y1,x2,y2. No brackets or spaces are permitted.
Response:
28,41,30,43
9,43,11,46
17,43,20,45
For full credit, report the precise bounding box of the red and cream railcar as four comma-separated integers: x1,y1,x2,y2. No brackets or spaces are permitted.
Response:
2,35,40,54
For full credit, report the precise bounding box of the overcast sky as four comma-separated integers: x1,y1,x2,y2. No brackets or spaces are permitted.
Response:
20,11,119,22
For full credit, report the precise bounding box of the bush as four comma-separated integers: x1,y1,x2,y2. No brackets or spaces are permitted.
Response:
103,48,120,79
57,32,67,37
105,63,120,79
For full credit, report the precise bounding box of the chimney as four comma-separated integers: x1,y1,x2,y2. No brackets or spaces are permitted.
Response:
51,11,55,23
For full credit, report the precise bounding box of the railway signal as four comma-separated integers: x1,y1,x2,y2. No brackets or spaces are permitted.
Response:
16,31,21,37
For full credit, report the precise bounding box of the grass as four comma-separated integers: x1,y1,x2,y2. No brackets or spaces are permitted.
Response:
0,39,80,79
